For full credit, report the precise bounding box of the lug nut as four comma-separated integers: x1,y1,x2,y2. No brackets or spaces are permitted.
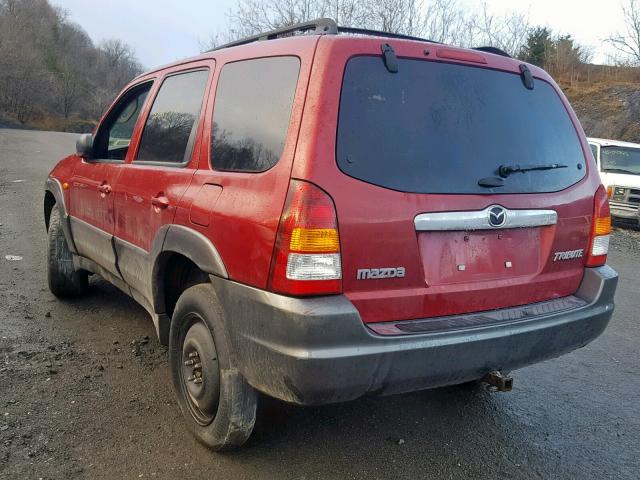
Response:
184,359,195,366
188,352,199,359
193,378,203,384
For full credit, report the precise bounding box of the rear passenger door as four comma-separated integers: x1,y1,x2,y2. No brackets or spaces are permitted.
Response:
112,64,212,302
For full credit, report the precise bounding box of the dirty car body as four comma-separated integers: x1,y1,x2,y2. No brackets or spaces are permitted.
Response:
44,19,618,449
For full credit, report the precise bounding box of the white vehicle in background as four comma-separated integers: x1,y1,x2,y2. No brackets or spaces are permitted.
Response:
588,137,640,226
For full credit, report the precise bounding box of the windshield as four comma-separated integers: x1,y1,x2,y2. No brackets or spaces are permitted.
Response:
601,146,640,176
337,56,587,194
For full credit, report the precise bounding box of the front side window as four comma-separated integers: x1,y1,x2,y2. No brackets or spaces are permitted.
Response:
136,69,209,164
211,56,300,172
93,83,151,161
601,146,640,176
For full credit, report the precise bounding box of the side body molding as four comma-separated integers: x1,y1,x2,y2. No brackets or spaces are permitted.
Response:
44,176,78,253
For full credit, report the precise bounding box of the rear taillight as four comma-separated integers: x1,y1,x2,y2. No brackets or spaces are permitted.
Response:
585,185,611,267
269,180,342,296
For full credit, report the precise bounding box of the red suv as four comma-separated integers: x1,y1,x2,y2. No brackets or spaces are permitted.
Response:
44,19,618,450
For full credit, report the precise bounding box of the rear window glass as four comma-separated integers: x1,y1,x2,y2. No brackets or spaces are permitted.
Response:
601,146,640,176
210,56,300,172
337,57,586,194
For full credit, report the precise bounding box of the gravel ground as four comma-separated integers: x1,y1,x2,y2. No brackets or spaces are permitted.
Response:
1,129,639,479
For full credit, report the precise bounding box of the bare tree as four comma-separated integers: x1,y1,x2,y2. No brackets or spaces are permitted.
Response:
203,0,533,57
200,0,372,50
470,3,531,56
607,0,640,64
325,0,369,27
422,0,468,44
0,0,142,129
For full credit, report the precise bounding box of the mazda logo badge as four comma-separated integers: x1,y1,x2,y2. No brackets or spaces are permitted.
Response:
488,206,507,227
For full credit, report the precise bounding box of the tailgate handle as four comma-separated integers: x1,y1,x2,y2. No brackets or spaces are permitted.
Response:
414,206,557,231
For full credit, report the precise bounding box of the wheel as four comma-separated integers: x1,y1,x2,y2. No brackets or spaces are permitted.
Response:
47,207,88,297
169,283,257,451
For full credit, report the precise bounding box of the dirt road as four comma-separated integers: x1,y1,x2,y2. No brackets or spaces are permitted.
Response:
1,129,639,479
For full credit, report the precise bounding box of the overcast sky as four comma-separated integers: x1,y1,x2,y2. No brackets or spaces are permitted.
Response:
50,0,627,68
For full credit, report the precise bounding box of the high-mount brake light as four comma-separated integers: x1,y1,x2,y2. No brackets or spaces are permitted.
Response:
269,180,342,296
585,185,611,267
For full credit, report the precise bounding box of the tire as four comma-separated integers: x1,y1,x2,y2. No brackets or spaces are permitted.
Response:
169,283,257,451
47,207,88,297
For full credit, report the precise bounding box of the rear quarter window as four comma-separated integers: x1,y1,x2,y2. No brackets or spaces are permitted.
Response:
337,56,587,194
210,56,300,172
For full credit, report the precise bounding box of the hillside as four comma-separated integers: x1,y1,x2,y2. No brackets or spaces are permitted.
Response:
0,0,142,133
563,81,640,143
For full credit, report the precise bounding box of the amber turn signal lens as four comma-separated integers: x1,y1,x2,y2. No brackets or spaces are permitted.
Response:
289,227,339,253
606,185,613,198
62,182,69,190
593,215,611,236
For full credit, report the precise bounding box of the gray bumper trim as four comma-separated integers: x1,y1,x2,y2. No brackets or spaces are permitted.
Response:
609,202,639,220
212,266,617,405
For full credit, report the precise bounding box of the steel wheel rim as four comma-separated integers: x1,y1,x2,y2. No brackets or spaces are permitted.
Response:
179,314,220,426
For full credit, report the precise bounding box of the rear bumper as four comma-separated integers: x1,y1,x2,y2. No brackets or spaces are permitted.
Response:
212,266,618,405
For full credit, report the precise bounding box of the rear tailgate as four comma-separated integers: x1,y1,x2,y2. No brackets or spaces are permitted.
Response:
294,38,599,325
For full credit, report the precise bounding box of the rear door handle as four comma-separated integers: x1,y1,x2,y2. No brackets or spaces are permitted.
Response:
151,195,170,209
97,183,112,195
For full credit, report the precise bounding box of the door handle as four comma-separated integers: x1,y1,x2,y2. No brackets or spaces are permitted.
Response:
97,183,112,195
151,195,170,210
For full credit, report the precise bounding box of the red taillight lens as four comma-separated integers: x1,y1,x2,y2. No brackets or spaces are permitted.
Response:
585,185,611,267
269,180,342,296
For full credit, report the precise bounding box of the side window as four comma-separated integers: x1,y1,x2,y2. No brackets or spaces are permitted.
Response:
211,57,300,172
93,83,151,161
136,70,209,165
589,143,598,162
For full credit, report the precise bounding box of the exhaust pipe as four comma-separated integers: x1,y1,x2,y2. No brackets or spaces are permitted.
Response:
481,371,513,392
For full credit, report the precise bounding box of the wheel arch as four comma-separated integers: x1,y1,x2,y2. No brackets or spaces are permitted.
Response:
44,177,78,253
150,225,228,343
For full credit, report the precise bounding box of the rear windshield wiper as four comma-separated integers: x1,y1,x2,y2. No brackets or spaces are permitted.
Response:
498,163,568,178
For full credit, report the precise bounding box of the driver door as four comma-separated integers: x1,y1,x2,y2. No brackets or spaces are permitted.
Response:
68,81,153,277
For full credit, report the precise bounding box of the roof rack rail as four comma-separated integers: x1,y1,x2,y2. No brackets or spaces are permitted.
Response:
337,26,442,44
208,18,512,55
473,46,512,58
209,18,338,51
209,18,445,51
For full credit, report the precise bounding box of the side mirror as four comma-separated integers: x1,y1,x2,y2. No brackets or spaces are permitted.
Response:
76,133,94,159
